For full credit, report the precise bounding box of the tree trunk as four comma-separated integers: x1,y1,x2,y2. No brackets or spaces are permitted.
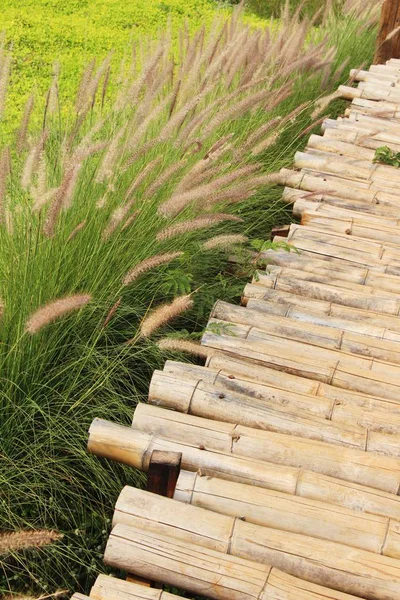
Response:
375,0,400,65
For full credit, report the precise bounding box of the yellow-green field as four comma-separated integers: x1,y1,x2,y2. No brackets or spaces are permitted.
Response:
0,0,263,129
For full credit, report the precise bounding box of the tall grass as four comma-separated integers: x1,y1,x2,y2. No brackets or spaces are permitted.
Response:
0,1,380,597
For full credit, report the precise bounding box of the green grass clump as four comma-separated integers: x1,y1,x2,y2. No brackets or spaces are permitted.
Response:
0,1,380,598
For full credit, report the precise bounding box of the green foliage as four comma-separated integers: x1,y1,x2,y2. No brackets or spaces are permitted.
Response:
373,145,400,167
244,0,323,19
206,321,238,336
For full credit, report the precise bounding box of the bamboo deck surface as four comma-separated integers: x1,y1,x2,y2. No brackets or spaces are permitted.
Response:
81,61,400,599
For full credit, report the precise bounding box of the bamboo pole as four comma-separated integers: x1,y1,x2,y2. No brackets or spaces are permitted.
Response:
90,575,179,600
246,287,400,340
295,150,400,188
203,352,400,421
261,247,400,294
350,68,399,83
307,134,377,160
212,300,400,365
202,328,400,402
150,367,400,452
163,359,400,432
88,418,400,520
374,0,400,64
173,470,400,559
104,522,366,600
277,222,400,271
278,169,400,209
259,262,400,302
282,186,400,221
248,269,400,315
108,491,400,599
132,404,400,493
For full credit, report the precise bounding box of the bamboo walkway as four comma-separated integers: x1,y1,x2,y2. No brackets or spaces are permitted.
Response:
77,60,400,600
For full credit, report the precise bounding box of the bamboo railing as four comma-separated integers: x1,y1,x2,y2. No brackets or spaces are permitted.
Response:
70,55,400,600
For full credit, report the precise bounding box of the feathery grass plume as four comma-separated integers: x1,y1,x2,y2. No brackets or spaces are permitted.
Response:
202,234,247,250
125,156,163,200
122,138,162,172
101,64,111,110
95,123,127,184
123,251,183,286
0,43,11,118
300,115,329,138
241,117,282,154
200,88,272,141
75,59,96,113
251,131,281,155
158,337,215,359
144,159,187,198
102,297,121,328
32,187,58,213
25,294,92,334
0,530,63,554
45,61,60,118
139,294,193,338
102,205,131,240
121,210,139,232
15,93,34,152
21,130,48,191
157,213,243,241
67,220,87,242
159,164,260,217
158,82,215,141
311,91,340,119
127,91,173,151
0,147,10,224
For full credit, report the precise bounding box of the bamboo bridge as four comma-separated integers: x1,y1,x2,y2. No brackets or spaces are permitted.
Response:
74,58,400,600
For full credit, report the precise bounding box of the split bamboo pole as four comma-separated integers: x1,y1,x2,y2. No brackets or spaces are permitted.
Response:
307,134,377,160
276,222,400,271
105,522,366,600
295,151,400,188
247,269,400,315
88,417,400,520
90,574,180,600
278,169,400,209
282,186,400,221
164,358,400,429
211,300,400,365
261,248,400,294
108,490,400,599
349,69,399,83
132,404,400,493
150,367,400,452
247,289,400,340
323,128,400,153
293,196,400,228
173,470,400,559
258,263,400,302
202,328,400,401
301,212,400,245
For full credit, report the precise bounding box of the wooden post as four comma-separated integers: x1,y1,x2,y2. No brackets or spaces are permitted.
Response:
126,450,182,588
147,450,182,498
270,225,290,241
374,0,400,64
